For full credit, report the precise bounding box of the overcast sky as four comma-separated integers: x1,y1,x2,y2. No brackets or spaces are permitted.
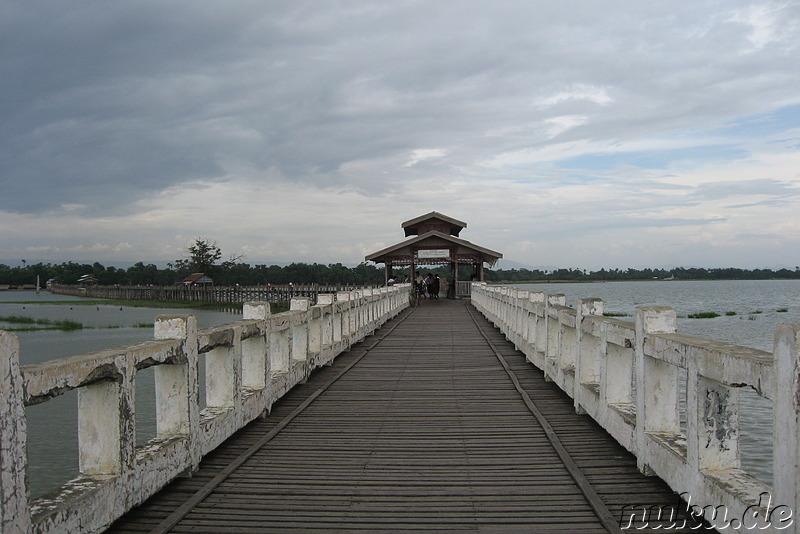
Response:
2,1,799,270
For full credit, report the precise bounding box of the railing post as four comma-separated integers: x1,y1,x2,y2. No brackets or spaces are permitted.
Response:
635,306,677,474
0,331,29,533
154,315,199,467
774,323,800,528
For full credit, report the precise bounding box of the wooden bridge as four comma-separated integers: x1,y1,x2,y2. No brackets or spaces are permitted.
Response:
106,299,705,533
5,283,796,533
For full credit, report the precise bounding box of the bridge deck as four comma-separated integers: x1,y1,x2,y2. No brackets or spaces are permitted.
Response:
108,300,708,533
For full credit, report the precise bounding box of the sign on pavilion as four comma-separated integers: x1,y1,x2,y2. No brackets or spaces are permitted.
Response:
365,212,502,295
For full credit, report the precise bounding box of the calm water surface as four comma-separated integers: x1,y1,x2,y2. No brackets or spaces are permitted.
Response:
3,282,797,496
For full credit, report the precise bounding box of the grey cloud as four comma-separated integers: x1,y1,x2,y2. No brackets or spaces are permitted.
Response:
2,1,800,215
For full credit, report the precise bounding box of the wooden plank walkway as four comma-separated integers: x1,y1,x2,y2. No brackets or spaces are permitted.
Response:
108,299,710,533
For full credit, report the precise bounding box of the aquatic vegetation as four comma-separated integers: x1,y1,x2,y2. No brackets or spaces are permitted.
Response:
725,311,737,316
687,312,720,319
777,307,789,313
0,315,46,325
54,320,83,331
0,315,84,331
603,311,629,317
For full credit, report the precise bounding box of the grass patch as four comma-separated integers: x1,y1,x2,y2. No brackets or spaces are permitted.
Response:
603,312,629,317
81,299,244,311
6,298,289,314
0,315,42,325
0,315,85,331
133,322,153,328
687,312,720,319
751,310,763,314
725,311,737,316
1,315,46,325
777,307,789,313
54,320,83,331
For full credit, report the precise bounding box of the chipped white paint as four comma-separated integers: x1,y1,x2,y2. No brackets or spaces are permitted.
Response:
1,332,29,534
0,286,408,533
472,282,799,533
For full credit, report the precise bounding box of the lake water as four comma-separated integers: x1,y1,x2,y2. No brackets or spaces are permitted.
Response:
3,281,797,497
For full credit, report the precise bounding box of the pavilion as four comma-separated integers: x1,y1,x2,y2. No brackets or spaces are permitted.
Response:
365,212,502,297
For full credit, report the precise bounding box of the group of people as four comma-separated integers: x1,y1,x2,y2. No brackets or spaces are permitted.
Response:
415,273,440,299
386,272,444,300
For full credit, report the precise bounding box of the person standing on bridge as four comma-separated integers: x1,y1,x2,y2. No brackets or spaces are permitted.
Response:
425,273,435,298
433,274,440,298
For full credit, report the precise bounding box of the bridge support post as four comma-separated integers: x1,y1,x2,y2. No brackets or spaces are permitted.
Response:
0,331,29,533
635,306,677,475
774,323,800,532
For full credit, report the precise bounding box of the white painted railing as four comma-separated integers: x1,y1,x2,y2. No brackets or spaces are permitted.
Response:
471,282,799,533
0,286,408,533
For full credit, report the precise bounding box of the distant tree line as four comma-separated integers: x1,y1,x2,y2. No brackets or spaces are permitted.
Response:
483,266,800,282
3,239,799,288
0,261,387,287
3,262,800,289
